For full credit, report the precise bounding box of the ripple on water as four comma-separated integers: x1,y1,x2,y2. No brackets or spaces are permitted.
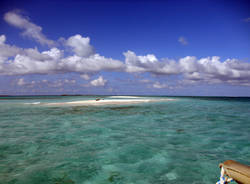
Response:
0,97,250,183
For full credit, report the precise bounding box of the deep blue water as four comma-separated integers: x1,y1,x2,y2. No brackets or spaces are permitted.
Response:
0,96,250,184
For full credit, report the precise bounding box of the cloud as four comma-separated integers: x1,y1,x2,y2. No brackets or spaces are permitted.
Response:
2,32,250,87
90,76,107,87
0,47,59,75
124,51,250,86
80,74,90,80
47,79,76,87
0,34,124,75
17,78,36,87
1,10,125,75
243,17,250,22
139,79,151,83
17,78,26,86
124,50,180,74
42,47,62,60
179,57,250,86
2,10,250,88
16,78,76,88
0,35,22,59
178,36,188,45
4,11,54,46
64,79,76,84
0,35,6,44
124,50,158,73
152,82,168,89
66,34,95,57
60,53,124,73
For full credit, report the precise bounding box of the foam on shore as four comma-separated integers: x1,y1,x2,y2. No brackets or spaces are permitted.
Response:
44,98,174,106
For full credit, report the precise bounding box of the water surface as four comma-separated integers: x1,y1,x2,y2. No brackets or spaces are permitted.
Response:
0,96,250,184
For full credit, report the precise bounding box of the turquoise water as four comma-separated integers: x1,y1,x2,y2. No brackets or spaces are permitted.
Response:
0,96,250,184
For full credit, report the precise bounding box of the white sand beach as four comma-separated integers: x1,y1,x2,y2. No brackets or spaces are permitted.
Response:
45,98,174,106
108,96,142,98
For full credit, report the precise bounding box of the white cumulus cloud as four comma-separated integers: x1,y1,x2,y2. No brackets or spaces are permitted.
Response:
124,51,250,86
0,34,124,75
60,53,123,73
0,46,59,75
124,50,180,74
4,11,54,46
90,76,107,87
1,10,250,88
66,34,95,57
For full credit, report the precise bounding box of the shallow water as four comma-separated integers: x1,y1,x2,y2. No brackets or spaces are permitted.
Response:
0,96,250,184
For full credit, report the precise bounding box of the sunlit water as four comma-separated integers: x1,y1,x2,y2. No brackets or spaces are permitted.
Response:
0,96,250,184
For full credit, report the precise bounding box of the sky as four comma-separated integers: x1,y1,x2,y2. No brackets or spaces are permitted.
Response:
0,0,250,96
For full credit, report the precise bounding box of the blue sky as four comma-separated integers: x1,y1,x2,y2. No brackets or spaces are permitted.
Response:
0,0,250,96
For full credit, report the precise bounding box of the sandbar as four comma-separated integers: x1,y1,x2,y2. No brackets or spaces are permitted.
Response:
44,98,174,106
108,96,142,98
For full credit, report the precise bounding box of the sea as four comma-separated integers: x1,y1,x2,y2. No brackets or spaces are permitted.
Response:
0,96,250,184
